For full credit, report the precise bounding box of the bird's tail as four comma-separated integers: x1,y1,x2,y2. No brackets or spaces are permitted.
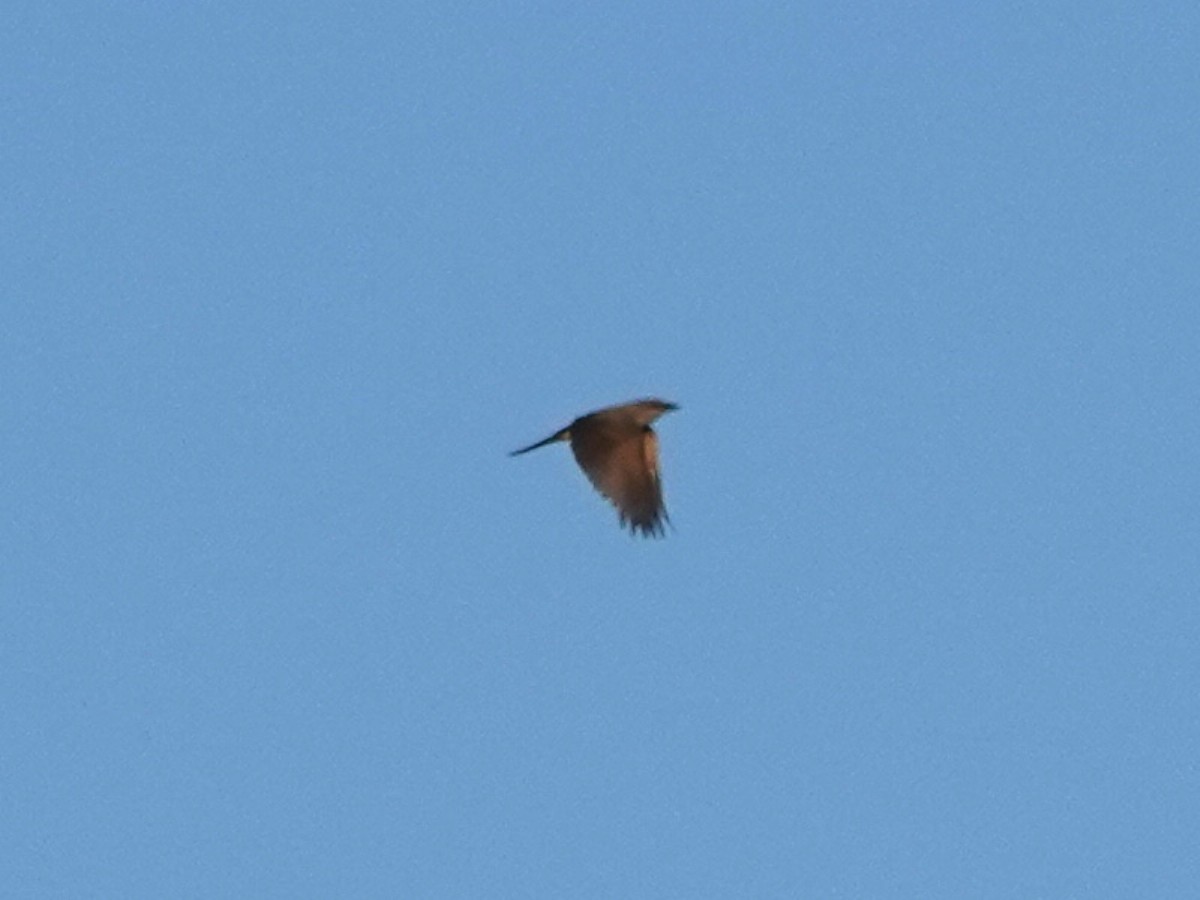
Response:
509,428,569,456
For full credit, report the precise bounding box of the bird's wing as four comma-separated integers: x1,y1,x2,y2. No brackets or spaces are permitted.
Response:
509,427,570,456
571,427,668,537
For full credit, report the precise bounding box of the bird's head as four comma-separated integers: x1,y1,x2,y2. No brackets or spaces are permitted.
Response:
631,398,679,425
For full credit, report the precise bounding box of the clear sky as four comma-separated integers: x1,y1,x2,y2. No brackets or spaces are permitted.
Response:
5,3,1199,897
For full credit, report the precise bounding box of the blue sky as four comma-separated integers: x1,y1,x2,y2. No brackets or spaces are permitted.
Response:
4,3,1199,896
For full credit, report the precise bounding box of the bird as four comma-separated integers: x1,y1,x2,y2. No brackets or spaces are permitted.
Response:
510,398,679,537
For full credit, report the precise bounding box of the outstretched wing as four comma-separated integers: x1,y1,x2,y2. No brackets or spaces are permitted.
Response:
570,426,668,537
509,427,570,456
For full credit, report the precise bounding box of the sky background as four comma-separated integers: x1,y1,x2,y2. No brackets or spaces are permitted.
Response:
4,3,1199,897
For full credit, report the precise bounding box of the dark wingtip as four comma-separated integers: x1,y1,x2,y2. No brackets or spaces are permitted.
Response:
623,512,669,539
509,428,569,457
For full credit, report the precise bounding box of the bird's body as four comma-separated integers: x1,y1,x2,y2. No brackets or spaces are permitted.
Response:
510,398,678,537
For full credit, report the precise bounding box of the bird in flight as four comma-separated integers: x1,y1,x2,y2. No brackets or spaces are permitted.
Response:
510,398,679,537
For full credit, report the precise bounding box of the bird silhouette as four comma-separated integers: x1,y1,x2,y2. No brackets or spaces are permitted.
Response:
510,398,679,537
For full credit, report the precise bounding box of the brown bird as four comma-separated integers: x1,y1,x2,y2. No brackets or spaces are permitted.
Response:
510,398,679,537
